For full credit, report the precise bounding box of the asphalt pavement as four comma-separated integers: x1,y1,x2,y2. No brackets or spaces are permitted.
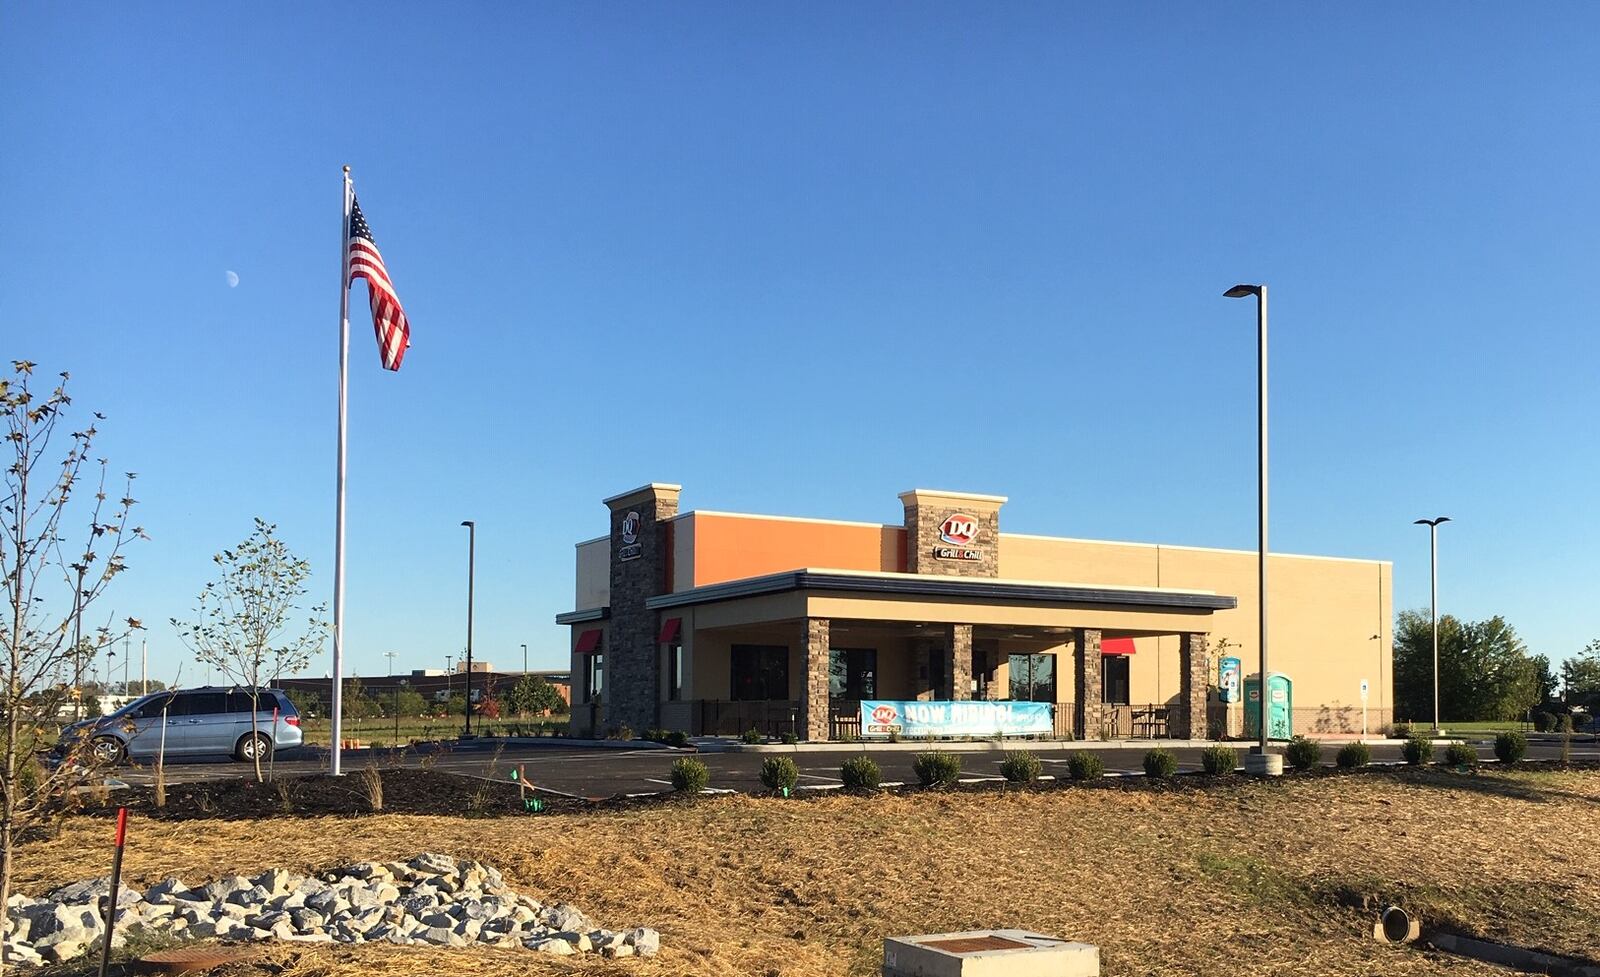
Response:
103,735,1597,799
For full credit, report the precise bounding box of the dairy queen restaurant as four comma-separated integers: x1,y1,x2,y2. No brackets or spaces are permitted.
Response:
559,483,1394,742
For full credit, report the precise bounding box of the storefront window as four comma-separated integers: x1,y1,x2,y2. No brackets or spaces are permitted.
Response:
1102,655,1130,705
666,644,683,701
828,649,877,700
730,644,789,701
1008,653,1056,702
586,653,604,703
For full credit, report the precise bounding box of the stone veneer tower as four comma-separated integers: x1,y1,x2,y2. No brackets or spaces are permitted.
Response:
898,489,1006,578
603,483,680,735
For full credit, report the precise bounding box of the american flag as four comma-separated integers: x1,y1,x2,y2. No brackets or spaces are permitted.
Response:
347,196,411,371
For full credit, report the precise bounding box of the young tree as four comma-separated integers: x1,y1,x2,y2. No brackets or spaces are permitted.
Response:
2,362,145,969
393,687,428,718
506,673,566,716
172,518,327,782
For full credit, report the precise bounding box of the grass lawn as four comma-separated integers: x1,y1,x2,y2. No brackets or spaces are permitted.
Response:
295,715,569,747
1441,720,1534,734
19,768,1600,976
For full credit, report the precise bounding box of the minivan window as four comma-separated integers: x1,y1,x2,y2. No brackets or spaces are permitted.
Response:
136,694,177,719
181,692,227,716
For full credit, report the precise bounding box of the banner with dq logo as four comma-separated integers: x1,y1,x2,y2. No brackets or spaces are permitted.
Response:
860,700,1053,738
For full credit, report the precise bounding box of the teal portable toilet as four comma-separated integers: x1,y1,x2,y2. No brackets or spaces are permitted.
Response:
1243,673,1293,740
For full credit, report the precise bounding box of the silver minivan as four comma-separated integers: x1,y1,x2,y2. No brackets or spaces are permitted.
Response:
57,686,303,764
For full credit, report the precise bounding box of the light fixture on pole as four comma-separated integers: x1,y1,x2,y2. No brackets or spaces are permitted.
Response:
521,643,528,675
1224,283,1280,774
1413,516,1451,732
461,520,476,737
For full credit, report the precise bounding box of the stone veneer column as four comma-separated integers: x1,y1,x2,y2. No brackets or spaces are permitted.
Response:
801,618,831,741
1073,628,1103,739
1178,632,1210,740
604,484,681,736
945,624,973,700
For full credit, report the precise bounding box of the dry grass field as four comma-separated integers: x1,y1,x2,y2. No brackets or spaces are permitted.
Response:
20,768,1600,977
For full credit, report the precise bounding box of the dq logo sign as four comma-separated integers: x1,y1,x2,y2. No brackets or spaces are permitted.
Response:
620,511,641,545
938,515,979,546
870,704,898,725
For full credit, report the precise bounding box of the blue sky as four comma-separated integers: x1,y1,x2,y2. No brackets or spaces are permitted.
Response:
4,3,1596,682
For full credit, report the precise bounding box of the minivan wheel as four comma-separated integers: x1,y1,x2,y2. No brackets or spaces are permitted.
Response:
235,732,272,763
91,736,125,765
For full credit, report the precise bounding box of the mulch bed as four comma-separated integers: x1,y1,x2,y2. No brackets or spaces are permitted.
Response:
63,757,1600,823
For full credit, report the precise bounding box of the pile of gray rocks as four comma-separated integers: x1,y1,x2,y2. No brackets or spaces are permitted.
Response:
3,852,659,968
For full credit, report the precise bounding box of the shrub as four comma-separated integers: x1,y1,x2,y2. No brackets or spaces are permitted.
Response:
612,724,634,742
642,727,665,743
759,756,799,793
669,757,709,794
840,755,880,791
1443,742,1479,769
780,732,799,745
664,730,689,748
1200,745,1237,775
1532,712,1556,733
1390,721,1414,739
740,727,762,745
1142,748,1178,779
1067,751,1104,781
1494,730,1528,764
1403,734,1433,765
1284,736,1322,771
1556,714,1575,733
1336,742,1371,769
999,751,1041,784
913,751,962,787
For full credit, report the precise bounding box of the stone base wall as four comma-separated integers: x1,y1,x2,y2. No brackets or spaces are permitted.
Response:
946,624,973,701
1177,633,1209,739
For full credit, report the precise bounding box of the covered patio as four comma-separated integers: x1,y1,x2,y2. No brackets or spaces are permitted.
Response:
643,569,1236,741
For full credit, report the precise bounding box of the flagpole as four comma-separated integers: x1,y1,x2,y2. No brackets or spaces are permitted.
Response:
331,165,353,777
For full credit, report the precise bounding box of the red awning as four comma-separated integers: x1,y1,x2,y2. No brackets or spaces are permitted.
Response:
574,629,602,654
657,617,682,644
1101,637,1136,656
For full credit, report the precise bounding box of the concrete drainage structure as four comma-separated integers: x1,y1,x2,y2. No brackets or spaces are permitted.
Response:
1374,906,1600,977
883,930,1099,977
1372,906,1420,944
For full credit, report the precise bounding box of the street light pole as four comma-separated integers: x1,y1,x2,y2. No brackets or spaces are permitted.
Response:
461,520,476,737
1225,283,1275,767
521,643,527,675
1414,516,1451,732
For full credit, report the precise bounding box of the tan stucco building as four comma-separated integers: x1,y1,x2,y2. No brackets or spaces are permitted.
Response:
559,483,1393,741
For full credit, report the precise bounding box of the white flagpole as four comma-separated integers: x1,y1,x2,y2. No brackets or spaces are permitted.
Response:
331,165,353,777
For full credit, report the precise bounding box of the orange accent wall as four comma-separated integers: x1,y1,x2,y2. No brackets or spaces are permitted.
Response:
689,513,905,586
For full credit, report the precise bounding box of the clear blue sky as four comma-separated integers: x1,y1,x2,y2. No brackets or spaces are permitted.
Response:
4,3,1596,683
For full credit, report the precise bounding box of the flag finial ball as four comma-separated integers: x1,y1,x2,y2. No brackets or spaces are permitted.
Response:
343,165,351,173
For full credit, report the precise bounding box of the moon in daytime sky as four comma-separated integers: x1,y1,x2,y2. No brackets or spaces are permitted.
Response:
225,270,240,288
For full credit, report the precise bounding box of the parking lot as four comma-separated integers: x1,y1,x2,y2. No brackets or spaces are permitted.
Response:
101,735,1599,798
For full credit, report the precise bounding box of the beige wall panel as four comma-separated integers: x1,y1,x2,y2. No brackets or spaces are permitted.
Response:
1153,548,1392,734
690,592,809,630
575,538,609,611
672,515,697,593
999,536,1160,587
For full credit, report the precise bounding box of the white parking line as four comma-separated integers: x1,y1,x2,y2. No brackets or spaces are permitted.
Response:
798,773,843,783
642,777,674,786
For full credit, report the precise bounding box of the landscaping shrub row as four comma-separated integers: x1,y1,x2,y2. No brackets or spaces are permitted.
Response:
665,736,1529,798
